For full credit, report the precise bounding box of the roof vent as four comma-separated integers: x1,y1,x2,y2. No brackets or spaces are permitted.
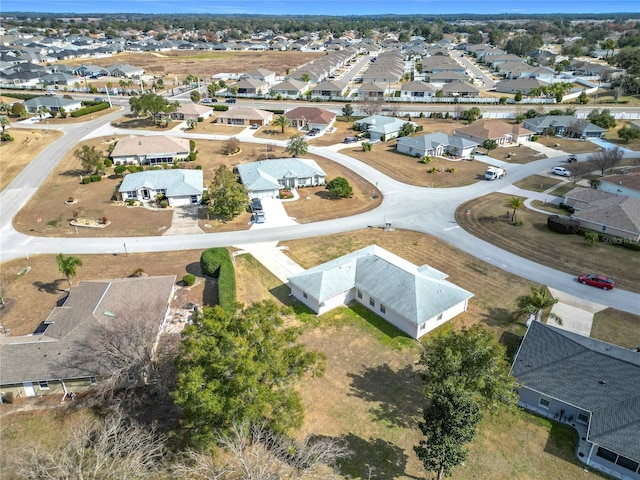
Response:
103,311,117,318
598,380,606,385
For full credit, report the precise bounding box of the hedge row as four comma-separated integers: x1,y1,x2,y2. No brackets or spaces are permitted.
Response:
1,92,40,100
82,174,102,184
581,228,640,251
212,105,230,112
70,102,110,117
200,247,237,310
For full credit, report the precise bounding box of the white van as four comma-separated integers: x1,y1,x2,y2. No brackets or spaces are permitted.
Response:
45,90,56,96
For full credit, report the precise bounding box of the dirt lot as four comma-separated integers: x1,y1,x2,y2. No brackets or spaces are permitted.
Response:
58,50,323,87
0,128,63,191
456,192,640,294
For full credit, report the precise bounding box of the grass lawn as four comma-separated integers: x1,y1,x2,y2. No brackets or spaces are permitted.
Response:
536,136,603,154
0,128,63,191
590,308,640,348
456,193,640,294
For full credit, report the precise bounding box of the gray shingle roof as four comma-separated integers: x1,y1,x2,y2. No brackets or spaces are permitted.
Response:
397,132,478,151
512,321,640,461
288,245,473,325
236,158,325,192
0,276,176,385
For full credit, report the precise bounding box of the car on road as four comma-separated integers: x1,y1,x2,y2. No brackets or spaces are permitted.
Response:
93,97,105,102
552,166,571,177
578,274,615,290
201,98,217,104
225,98,237,103
567,155,577,163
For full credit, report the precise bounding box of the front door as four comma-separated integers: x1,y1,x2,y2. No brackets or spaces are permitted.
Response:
23,382,36,397
141,188,150,200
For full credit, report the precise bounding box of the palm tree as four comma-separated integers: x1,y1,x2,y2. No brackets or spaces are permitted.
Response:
285,134,308,157
56,254,83,290
517,286,561,324
506,196,524,222
273,114,289,133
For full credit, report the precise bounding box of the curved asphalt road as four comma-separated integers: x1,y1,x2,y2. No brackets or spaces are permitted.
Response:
1,110,639,315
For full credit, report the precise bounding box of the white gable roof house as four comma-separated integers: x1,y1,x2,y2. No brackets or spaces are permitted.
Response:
288,245,474,339
236,158,326,198
119,169,203,206
396,133,478,159
110,135,190,165
354,115,417,142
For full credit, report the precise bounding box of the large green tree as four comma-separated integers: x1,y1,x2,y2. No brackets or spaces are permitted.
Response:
129,93,177,118
618,125,640,143
173,301,325,444
209,165,247,220
56,253,83,290
74,144,104,174
285,134,308,157
587,109,616,130
414,382,482,480
325,177,353,198
462,107,482,123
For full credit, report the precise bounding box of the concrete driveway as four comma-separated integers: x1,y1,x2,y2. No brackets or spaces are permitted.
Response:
163,206,204,235
547,287,607,337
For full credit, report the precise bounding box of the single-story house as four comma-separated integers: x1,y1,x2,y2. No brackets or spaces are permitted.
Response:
236,158,326,198
23,96,83,113
563,187,640,241
354,114,417,142
425,71,469,84
172,102,214,121
597,171,640,200
400,80,437,100
39,72,77,86
269,79,309,98
285,106,337,132
110,135,190,165
216,107,274,127
396,132,478,159
108,63,144,78
511,321,640,480
288,245,474,340
0,276,175,400
233,77,269,95
523,115,607,139
310,79,349,98
494,78,550,95
440,80,480,98
119,169,204,206
243,68,276,84
74,64,109,77
353,82,388,99
455,119,535,146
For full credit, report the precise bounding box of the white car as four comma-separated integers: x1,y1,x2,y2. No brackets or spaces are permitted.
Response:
552,167,571,177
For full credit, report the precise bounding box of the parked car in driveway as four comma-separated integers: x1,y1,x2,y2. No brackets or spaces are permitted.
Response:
578,274,615,290
552,167,571,177
344,136,358,143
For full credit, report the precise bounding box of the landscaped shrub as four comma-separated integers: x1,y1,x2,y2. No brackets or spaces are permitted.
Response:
200,247,237,311
104,158,113,168
160,199,169,208
70,102,109,117
90,174,102,182
114,165,126,175
82,177,91,184
195,165,202,170
212,105,229,111
547,215,580,234
1,133,14,142
183,274,196,286
581,229,640,251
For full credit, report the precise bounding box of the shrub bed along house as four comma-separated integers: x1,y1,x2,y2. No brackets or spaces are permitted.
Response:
70,102,110,118
199,247,237,310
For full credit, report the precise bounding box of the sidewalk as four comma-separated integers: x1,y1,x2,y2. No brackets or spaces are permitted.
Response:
233,241,304,284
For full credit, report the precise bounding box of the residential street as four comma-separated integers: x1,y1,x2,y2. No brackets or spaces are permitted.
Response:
1,109,639,315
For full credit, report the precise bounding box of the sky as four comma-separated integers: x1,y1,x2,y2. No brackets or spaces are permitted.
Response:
2,0,639,16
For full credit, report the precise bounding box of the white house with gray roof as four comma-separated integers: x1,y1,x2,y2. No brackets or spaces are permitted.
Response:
512,321,640,480
110,135,190,165
396,132,478,159
23,96,82,113
288,245,474,340
236,158,326,198
119,169,203,206
354,115,417,142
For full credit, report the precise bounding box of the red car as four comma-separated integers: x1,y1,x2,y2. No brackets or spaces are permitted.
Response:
578,274,615,290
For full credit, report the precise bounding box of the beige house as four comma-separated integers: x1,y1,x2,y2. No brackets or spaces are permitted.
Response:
455,119,534,146
216,107,274,126
0,276,175,401
110,135,190,165
172,102,214,121
285,106,337,132
564,187,640,241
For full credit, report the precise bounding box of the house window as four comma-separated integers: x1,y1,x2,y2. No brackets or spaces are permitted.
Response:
596,447,618,463
380,305,386,314
157,189,167,195
303,292,307,299
616,456,639,473
357,290,362,299
538,397,550,408
39,380,49,390
127,373,136,383
89,376,97,385
369,298,375,307
577,413,589,424
601,225,607,233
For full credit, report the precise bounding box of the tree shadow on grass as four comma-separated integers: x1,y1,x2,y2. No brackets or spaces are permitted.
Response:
314,433,420,479
60,168,88,177
347,363,422,430
32,279,67,295
479,306,516,329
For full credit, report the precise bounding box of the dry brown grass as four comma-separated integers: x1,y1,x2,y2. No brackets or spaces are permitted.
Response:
536,136,603,154
591,308,640,348
456,193,640,293
0,128,63,191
